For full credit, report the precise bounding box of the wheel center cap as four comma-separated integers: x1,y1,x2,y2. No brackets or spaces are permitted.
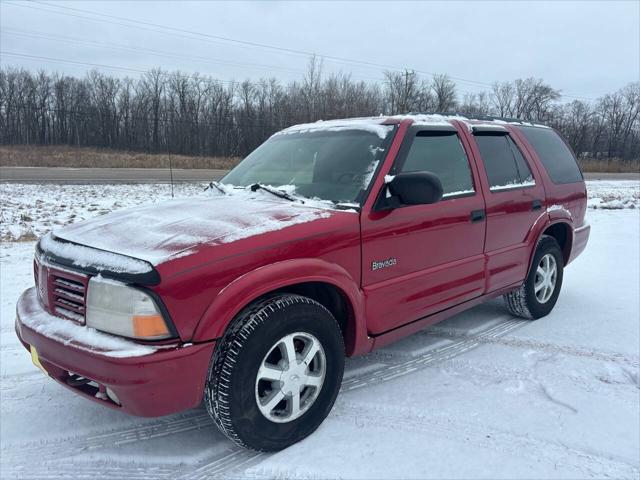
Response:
281,371,303,393
281,363,308,392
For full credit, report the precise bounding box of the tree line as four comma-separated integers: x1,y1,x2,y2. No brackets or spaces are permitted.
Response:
1,59,638,162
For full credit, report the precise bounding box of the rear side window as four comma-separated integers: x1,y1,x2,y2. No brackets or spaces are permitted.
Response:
400,131,474,197
517,126,583,184
474,133,534,191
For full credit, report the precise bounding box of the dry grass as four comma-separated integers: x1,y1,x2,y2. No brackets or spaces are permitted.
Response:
578,157,639,173
1,145,638,174
0,145,241,170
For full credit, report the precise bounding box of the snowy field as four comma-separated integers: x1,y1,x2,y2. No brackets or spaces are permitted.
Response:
0,181,639,479
1,180,638,242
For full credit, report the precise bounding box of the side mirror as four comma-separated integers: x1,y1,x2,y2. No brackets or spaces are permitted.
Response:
387,171,443,206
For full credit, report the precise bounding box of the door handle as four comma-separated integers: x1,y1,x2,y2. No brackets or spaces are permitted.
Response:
532,199,543,211
470,209,485,223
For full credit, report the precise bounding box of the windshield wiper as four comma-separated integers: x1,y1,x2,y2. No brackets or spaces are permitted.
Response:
250,183,303,203
204,181,226,194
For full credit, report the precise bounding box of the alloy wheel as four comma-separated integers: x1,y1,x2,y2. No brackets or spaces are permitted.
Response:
534,253,557,303
255,332,326,423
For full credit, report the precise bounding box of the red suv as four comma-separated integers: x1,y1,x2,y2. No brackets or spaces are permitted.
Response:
16,115,590,451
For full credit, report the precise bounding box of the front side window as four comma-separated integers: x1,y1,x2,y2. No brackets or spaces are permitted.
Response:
474,133,535,191
399,131,475,197
222,126,395,204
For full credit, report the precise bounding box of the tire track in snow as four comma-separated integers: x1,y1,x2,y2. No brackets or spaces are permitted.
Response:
331,402,640,480
1,316,529,478
431,358,640,409
176,450,266,480
1,411,214,463
2,460,178,480
2,418,263,480
169,319,531,480
341,319,527,391
427,326,640,367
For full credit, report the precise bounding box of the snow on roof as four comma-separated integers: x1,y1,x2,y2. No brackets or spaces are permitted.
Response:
471,123,508,132
388,113,550,131
388,113,462,127
276,117,394,139
275,114,549,139
489,118,551,128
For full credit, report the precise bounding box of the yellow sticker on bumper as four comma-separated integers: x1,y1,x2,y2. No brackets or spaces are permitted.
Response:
30,346,48,376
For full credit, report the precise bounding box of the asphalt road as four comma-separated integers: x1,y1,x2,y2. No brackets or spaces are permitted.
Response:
581,172,640,180
0,167,227,184
0,166,638,184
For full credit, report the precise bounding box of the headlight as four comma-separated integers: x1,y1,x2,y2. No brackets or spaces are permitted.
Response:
86,277,171,340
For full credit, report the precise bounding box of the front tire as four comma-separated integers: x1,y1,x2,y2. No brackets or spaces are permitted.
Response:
205,294,345,451
504,235,564,319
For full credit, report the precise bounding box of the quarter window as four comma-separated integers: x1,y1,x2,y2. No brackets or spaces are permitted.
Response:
399,131,474,197
517,126,583,184
474,133,534,191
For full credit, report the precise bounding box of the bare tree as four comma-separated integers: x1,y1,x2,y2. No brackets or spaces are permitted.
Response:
0,65,637,163
384,70,425,114
460,92,491,117
302,55,323,121
491,81,515,117
431,74,457,112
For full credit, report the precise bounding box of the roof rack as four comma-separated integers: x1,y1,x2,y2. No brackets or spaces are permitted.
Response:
404,111,469,118
471,115,520,123
401,112,549,128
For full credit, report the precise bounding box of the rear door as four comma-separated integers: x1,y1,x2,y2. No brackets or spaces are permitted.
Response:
361,124,487,335
467,126,547,292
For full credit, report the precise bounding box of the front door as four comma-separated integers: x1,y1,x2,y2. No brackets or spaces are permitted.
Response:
361,124,487,335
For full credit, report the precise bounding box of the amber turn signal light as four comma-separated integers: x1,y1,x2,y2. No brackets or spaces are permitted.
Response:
132,314,170,339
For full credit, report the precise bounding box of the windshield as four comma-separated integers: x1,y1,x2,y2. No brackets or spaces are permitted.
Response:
221,126,395,204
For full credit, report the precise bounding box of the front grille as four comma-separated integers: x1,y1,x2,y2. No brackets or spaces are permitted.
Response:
35,256,89,324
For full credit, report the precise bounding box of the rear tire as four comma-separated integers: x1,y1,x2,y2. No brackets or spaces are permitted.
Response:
205,294,345,451
504,235,564,319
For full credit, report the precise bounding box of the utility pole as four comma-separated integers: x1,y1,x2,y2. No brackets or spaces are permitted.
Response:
402,69,414,113
168,149,174,198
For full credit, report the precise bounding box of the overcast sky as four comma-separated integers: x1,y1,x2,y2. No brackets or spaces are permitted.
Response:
1,0,638,101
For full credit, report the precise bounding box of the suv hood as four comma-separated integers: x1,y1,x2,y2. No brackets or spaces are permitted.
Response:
51,193,335,267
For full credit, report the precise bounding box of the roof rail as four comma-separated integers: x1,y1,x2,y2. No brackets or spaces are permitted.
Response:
401,112,549,128
470,115,549,127
473,115,520,123
404,111,468,117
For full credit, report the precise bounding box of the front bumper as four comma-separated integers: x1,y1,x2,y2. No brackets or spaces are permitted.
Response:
15,287,215,417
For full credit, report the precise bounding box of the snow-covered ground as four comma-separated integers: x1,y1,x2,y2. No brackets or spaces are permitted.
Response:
1,181,639,479
1,180,638,242
586,180,640,210
0,183,200,242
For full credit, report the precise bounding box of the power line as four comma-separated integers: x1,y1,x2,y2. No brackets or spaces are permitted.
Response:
27,0,602,101
0,27,386,84
0,51,389,100
32,0,428,75
0,51,240,85
8,0,500,90
2,0,601,101
0,49,602,113
0,28,307,76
